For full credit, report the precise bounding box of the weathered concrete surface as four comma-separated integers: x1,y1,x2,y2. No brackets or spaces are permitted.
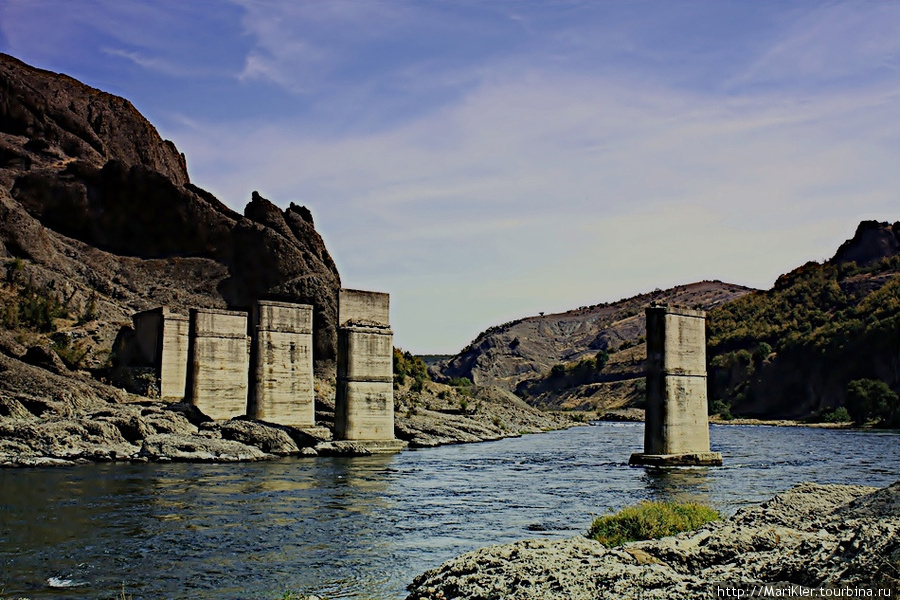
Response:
335,289,397,443
186,308,250,421
407,481,900,600
339,288,390,327
335,328,395,441
632,305,721,466
248,300,315,426
133,307,190,400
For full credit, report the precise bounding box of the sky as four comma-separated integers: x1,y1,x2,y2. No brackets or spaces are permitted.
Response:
1,1,898,354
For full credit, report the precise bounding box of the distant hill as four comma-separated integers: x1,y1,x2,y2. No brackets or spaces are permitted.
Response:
437,221,900,422
708,220,900,423
435,280,755,409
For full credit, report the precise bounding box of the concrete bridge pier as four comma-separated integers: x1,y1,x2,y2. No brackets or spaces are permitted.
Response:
247,300,315,427
334,289,406,453
185,308,250,421
630,305,722,467
132,307,189,400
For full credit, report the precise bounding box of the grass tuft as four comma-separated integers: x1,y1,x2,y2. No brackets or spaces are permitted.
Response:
587,500,720,547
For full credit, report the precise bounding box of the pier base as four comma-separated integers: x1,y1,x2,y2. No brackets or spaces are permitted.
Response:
317,439,408,456
629,452,723,467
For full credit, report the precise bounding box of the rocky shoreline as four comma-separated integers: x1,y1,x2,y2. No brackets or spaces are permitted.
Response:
0,348,572,467
406,481,900,600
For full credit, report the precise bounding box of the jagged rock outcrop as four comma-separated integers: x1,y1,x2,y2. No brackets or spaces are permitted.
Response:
407,481,900,600
0,352,335,466
394,384,571,447
0,52,341,368
831,220,900,267
0,53,188,185
0,53,351,464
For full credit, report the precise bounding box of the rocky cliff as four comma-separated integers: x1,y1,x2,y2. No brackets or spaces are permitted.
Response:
0,53,341,367
0,53,352,464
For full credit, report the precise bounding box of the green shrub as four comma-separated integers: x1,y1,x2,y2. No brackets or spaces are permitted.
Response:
78,291,98,325
587,501,720,547
846,378,899,425
595,349,609,371
52,337,89,370
820,406,851,423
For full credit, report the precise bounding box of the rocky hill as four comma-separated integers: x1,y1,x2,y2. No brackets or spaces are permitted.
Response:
436,281,754,411
708,220,900,422
0,53,571,466
0,52,342,368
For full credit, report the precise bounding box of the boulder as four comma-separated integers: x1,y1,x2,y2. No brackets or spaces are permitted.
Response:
217,419,301,455
138,433,270,462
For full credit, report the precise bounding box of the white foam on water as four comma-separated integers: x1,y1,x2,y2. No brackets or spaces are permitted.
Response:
46,576,87,588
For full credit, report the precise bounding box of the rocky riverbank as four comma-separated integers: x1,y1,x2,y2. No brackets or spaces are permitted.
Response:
0,348,572,467
406,481,900,600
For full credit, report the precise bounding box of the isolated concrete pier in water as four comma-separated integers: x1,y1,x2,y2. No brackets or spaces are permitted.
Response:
630,304,722,467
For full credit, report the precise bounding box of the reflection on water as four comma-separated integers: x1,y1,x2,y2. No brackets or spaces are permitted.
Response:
1,424,898,599
642,467,714,506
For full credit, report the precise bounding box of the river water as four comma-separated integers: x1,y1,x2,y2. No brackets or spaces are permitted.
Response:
1,423,898,600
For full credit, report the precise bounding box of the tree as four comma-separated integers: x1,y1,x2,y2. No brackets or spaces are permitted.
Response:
845,379,899,425
595,349,609,371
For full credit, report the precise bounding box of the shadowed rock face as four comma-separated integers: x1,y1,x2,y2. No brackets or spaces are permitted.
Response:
831,220,900,267
0,52,340,366
0,53,188,185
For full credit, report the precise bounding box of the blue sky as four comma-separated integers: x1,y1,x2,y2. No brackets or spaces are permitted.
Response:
2,1,898,354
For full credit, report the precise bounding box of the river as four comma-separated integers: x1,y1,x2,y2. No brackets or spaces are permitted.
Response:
1,423,898,600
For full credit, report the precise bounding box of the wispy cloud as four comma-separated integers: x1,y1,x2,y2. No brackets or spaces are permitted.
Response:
728,2,900,89
170,60,899,352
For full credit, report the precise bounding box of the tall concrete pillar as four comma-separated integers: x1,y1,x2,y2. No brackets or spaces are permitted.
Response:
186,308,250,421
248,300,315,426
131,307,189,400
630,305,722,466
334,289,401,447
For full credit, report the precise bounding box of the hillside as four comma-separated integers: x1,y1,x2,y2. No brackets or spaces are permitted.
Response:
490,221,900,422
436,281,754,411
708,220,900,423
0,52,342,369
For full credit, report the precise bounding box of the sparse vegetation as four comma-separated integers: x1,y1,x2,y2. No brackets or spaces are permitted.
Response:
1,261,70,332
51,336,90,370
394,347,429,390
448,377,473,396
595,349,609,371
587,501,721,547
